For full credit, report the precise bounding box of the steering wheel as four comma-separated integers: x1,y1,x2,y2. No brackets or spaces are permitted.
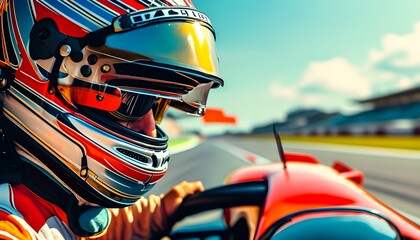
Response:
152,180,268,240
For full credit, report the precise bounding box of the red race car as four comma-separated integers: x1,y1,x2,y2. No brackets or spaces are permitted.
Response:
158,130,420,240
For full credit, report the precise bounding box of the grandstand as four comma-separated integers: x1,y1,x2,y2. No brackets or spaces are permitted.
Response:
251,86,420,135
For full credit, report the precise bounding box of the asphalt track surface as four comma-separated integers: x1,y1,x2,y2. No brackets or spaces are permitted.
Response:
147,136,420,226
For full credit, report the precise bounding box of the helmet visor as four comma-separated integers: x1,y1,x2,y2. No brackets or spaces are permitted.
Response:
93,19,222,87
60,7,223,119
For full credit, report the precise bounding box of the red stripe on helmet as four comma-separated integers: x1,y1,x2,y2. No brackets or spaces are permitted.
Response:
32,1,91,37
96,0,144,15
164,0,194,7
120,0,149,9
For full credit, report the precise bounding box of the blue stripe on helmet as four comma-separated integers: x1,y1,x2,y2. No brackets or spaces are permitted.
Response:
38,0,104,30
71,0,118,24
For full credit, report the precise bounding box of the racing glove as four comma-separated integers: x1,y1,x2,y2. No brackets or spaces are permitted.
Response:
87,181,204,240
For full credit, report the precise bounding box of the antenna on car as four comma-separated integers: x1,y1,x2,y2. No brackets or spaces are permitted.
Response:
273,124,287,169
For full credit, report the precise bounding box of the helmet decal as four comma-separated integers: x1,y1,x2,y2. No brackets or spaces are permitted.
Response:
137,0,193,7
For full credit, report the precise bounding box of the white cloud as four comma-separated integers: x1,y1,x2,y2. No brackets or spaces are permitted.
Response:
413,74,420,84
369,22,420,68
364,22,420,96
397,76,414,90
264,21,420,124
265,58,371,114
300,57,371,97
296,21,420,107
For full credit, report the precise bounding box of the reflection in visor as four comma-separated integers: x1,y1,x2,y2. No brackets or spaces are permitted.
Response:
154,98,171,124
100,21,222,86
109,91,156,121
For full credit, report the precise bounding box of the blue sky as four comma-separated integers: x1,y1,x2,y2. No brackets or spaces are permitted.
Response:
175,0,420,134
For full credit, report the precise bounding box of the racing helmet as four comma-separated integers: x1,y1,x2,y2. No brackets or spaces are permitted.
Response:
0,0,222,208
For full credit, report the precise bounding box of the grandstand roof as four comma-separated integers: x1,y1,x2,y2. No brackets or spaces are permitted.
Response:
357,85,420,106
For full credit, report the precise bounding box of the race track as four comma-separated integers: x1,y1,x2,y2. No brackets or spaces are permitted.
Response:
147,136,420,224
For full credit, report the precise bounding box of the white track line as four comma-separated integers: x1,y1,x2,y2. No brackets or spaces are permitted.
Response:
212,140,272,164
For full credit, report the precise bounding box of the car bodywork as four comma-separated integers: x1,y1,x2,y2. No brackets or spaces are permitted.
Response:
224,152,419,239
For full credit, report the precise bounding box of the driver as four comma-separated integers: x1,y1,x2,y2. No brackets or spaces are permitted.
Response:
0,0,222,239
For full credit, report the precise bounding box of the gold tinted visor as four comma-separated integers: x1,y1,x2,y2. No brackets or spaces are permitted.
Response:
101,19,222,86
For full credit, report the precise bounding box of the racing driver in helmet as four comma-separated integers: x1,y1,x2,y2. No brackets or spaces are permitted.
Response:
0,0,223,239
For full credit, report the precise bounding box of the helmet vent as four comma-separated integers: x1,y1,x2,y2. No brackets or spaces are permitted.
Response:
151,154,158,168
116,148,148,164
